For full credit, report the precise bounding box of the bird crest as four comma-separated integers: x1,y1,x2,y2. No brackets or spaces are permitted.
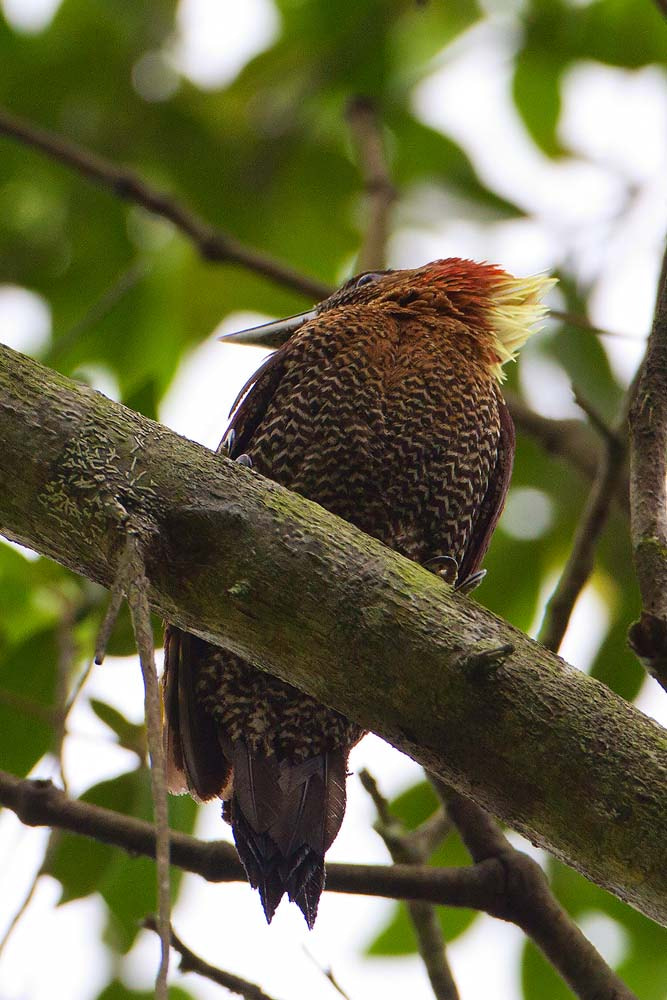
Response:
485,272,556,382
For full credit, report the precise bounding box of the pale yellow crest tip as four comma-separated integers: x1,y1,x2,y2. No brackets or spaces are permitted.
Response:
487,273,557,382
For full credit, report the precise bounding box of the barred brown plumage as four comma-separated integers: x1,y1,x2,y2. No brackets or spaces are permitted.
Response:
163,258,554,927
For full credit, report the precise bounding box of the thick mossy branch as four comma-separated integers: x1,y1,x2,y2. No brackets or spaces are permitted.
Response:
1,343,667,924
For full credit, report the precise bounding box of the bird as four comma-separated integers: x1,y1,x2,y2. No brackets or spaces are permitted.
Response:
162,258,554,928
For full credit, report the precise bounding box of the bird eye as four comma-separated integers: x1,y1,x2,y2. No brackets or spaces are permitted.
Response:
355,272,382,287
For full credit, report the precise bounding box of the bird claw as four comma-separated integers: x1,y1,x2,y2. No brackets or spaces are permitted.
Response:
236,453,253,468
424,557,486,594
424,555,459,585
455,569,487,595
220,428,236,455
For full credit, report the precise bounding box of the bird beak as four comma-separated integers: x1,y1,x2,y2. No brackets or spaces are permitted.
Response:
218,309,317,348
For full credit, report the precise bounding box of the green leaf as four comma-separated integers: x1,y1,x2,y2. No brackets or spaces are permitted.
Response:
0,627,57,775
389,111,521,218
96,981,194,1000
512,48,563,157
89,698,145,757
45,770,144,902
387,779,439,831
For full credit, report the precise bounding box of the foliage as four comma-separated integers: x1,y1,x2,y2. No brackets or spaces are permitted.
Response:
0,0,666,998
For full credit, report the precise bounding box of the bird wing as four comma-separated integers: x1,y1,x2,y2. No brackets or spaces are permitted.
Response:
219,346,289,459
457,389,515,581
163,627,232,801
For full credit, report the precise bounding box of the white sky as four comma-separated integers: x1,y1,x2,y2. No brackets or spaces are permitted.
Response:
1,1,667,998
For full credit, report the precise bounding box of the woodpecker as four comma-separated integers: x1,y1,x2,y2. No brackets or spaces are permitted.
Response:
163,259,553,927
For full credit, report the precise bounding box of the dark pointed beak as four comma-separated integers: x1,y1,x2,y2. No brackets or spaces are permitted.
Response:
218,309,317,348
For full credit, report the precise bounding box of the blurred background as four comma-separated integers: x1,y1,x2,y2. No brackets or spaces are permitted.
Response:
1,0,667,997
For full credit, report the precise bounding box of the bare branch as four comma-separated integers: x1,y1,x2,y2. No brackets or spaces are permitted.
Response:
504,392,628,511
436,783,638,1000
538,414,627,653
0,772,638,1000
144,917,281,1000
0,106,329,302
0,769,525,908
302,948,352,1000
360,770,459,1000
628,242,667,688
92,499,171,996
124,530,171,999
47,259,150,364
550,309,640,342
53,604,76,792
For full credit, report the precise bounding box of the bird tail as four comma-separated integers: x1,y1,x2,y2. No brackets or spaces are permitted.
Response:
162,626,232,801
229,741,348,928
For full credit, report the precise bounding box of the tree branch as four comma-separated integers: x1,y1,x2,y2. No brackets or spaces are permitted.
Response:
359,770,459,1000
0,772,638,1000
0,769,535,910
125,529,171,998
1,344,667,923
628,241,667,688
539,412,627,653
0,106,329,302
438,785,637,1000
504,391,629,512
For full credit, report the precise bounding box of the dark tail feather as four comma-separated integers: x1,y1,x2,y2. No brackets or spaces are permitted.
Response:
230,742,348,928
163,627,232,801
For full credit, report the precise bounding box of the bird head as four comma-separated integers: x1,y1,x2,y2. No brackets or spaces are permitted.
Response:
221,258,555,382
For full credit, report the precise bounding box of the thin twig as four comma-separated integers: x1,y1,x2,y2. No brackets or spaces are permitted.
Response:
432,779,638,1000
47,258,150,363
53,601,77,793
144,917,280,1000
94,576,127,665
123,530,171,1000
302,947,352,1000
63,656,96,717
0,105,329,302
359,770,459,1000
628,240,667,688
538,404,627,653
550,308,640,341
0,860,42,958
572,387,617,445
346,97,396,272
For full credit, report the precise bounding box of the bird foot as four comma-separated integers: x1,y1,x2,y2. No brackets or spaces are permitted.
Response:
424,557,486,594
236,453,253,468
455,569,487,595
424,555,459,585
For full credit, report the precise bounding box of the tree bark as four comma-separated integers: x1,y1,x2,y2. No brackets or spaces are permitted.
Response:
1,342,667,924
